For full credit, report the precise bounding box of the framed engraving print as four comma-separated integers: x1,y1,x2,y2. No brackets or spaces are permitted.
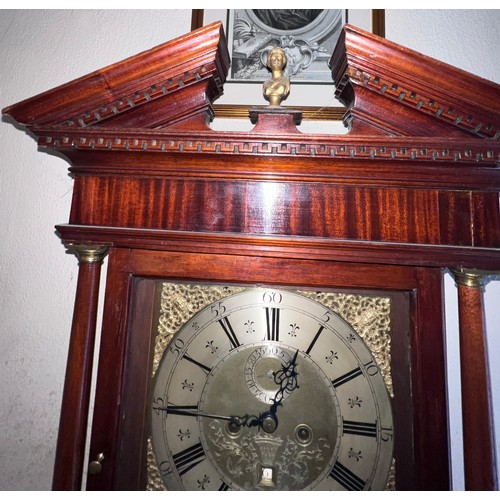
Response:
227,9,345,83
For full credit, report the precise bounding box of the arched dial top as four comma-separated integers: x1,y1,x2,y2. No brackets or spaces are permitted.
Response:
151,288,393,491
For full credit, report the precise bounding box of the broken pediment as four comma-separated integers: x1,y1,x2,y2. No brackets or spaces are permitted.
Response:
2,22,230,132
3,22,500,142
330,24,500,138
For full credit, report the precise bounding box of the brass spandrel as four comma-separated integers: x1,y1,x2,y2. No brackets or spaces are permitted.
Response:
152,283,245,376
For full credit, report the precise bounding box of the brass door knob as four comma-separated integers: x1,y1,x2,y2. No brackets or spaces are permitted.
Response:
88,453,105,475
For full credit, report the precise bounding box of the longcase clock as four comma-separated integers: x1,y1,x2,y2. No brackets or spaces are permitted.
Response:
3,22,500,491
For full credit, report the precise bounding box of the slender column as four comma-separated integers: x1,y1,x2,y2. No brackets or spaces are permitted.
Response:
52,244,108,490
451,268,498,491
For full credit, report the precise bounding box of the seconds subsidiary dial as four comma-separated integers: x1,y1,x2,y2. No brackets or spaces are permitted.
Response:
151,288,393,491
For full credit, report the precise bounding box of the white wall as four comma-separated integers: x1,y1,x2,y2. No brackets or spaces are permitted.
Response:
0,9,498,491
0,9,193,491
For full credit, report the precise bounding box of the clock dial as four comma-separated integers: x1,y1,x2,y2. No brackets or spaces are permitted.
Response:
151,288,393,491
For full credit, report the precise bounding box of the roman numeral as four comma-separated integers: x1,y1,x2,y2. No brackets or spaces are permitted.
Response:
343,419,378,437
172,442,206,476
183,354,211,374
331,366,362,388
305,325,325,355
329,461,366,491
218,316,241,349
265,307,280,341
218,481,230,491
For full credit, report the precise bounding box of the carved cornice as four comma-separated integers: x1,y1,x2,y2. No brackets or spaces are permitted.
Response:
38,127,500,165
61,62,219,128
347,68,499,140
5,23,500,144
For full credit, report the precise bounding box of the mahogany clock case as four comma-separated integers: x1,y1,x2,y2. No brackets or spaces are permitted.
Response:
3,18,500,492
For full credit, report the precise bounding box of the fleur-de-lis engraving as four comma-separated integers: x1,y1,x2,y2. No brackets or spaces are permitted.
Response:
178,428,191,441
206,340,218,354
191,321,200,332
245,320,255,335
348,448,363,462
346,333,356,343
325,351,338,364
288,323,300,337
348,396,363,408
181,379,194,391
197,474,210,490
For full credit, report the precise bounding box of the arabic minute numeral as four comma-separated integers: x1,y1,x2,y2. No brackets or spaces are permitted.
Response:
262,291,282,304
169,338,185,357
322,310,332,323
211,302,226,317
152,397,165,416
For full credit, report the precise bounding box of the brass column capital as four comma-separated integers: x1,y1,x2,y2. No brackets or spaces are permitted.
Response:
66,243,109,264
450,268,497,288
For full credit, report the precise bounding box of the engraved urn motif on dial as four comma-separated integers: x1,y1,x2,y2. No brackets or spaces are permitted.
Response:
151,288,393,491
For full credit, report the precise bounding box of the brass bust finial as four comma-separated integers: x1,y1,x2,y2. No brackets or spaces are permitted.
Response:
262,47,290,106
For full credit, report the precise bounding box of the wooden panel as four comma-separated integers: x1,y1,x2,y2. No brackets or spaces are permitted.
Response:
85,248,132,491
471,191,500,247
114,278,158,490
438,191,473,246
69,175,494,247
410,268,449,489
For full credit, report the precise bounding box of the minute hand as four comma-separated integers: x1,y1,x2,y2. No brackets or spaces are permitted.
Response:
155,405,265,429
155,406,236,421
